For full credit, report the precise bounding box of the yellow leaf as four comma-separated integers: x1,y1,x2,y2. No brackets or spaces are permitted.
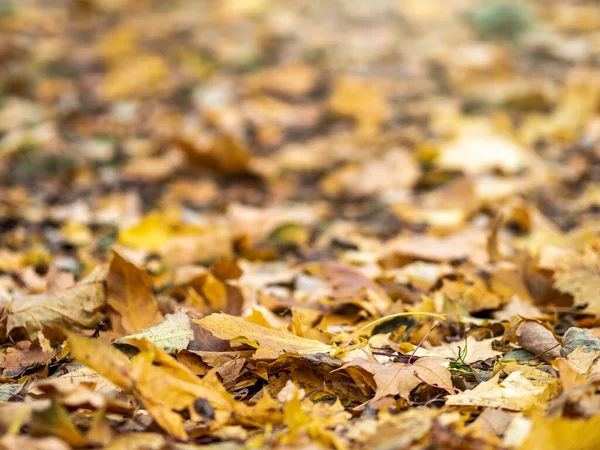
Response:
66,331,134,391
101,54,168,100
519,414,600,450
445,370,557,410
196,313,333,359
29,401,89,448
437,132,533,175
103,433,165,450
202,273,228,311
554,247,600,314
67,332,235,440
118,210,232,265
329,76,389,136
107,251,163,335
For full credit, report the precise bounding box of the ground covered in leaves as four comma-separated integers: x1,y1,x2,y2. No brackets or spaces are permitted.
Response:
3,0,600,449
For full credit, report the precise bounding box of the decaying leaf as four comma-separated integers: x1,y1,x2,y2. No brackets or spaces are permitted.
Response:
115,310,193,354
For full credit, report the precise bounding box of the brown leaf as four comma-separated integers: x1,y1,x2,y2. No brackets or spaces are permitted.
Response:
515,320,561,361
107,251,163,336
317,261,392,316
0,341,55,378
344,357,453,402
7,265,108,341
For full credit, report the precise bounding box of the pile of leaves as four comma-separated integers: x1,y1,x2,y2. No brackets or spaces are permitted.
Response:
3,0,600,448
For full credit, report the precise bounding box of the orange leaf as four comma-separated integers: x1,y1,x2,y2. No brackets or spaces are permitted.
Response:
107,251,163,336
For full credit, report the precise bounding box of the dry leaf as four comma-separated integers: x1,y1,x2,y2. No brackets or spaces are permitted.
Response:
67,332,236,439
115,310,194,354
519,414,600,450
7,265,107,341
329,76,389,136
516,320,561,361
414,337,502,364
107,251,163,336
446,370,556,410
196,313,333,360
344,356,453,402
437,131,534,175
554,247,600,314
101,54,168,99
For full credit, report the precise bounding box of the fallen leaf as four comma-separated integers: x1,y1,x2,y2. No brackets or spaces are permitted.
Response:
561,326,600,356
0,341,55,378
0,436,70,450
7,265,107,341
329,76,389,136
66,332,134,391
118,211,232,266
446,370,556,410
196,313,333,360
519,414,600,450
107,251,163,336
68,331,236,440
344,356,453,402
317,261,393,316
516,320,561,361
246,64,319,98
29,401,89,447
115,310,194,354
437,129,534,175
413,337,502,364
103,433,166,450
101,54,168,100
0,384,24,402
554,247,600,314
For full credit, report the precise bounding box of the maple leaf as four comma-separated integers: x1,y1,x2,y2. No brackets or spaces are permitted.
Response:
343,356,453,402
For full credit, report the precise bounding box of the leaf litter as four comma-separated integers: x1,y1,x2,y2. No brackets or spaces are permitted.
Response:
3,0,600,449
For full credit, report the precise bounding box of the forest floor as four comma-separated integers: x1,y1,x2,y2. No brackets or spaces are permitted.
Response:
2,0,600,449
